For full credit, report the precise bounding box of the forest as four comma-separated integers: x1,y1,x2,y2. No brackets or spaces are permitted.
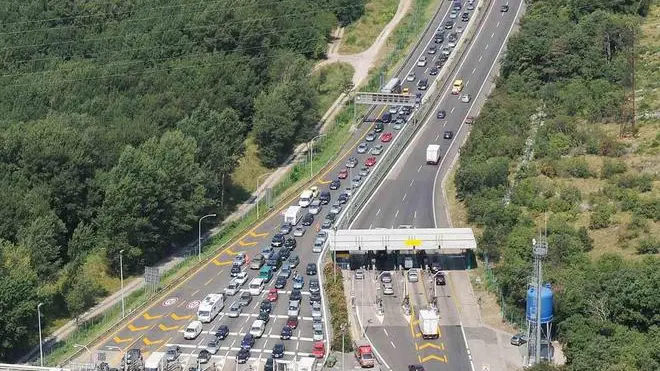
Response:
454,0,659,369
0,0,365,359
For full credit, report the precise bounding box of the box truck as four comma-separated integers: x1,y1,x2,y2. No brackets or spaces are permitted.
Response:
418,309,440,339
426,144,441,165
284,205,302,225
144,352,167,371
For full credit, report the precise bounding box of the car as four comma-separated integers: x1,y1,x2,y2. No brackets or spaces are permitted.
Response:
312,301,323,317
351,175,362,189
357,142,369,154
393,120,404,130
260,299,273,314
307,263,318,276
408,366,425,371
439,53,449,62
417,56,427,67
257,310,270,324
450,9,458,18
271,233,285,247
224,279,240,296
312,239,324,253
380,132,393,142
511,333,528,346
444,20,454,29
264,358,275,371
309,278,320,293
354,269,365,280
434,31,445,43
309,200,322,215
461,93,471,103
345,157,358,168
287,254,300,268
250,319,266,337
428,46,437,54
380,271,392,283
370,144,384,155
230,264,241,277
228,301,242,318
389,106,399,114
383,283,394,295
448,31,458,42
235,271,248,286
286,315,299,329
290,288,303,302
435,59,445,68
443,130,454,139
457,24,464,33
364,157,377,167
274,275,287,289
241,333,255,349
215,325,229,340
315,231,328,245
374,122,384,133
399,106,411,115
329,179,341,190
206,340,219,354
358,167,370,177
408,269,419,282
236,348,250,364
338,168,349,179
437,110,446,119
309,186,319,198
338,193,349,204
281,326,293,339
250,253,265,269
365,132,377,142
462,12,469,21
310,290,322,304
272,343,285,359
122,349,143,366
501,4,509,12
324,212,337,224
239,291,252,307
430,67,439,75
441,47,451,55
293,275,304,290
166,346,181,362
293,223,312,237
467,3,475,10
267,287,279,302
233,252,246,266
448,39,457,48
406,72,416,81
279,223,292,235
313,328,324,341
435,273,446,285
312,341,326,358
284,237,297,250
287,301,301,317
415,93,422,106
313,317,323,331
321,219,333,230
184,321,203,340
197,350,211,364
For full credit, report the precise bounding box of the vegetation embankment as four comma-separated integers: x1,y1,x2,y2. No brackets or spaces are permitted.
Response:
448,0,659,369
340,0,400,54
0,0,368,360
324,263,354,352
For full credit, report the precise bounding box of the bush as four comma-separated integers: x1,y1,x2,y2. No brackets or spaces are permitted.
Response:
600,158,627,179
323,262,353,352
636,237,660,254
589,204,615,229
556,157,593,178
615,174,654,192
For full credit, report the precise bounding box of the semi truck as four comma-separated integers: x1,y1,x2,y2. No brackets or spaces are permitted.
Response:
284,205,302,225
418,309,440,339
354,340,376,367
426,144,441,165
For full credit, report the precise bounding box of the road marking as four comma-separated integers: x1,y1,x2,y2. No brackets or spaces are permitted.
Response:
212,259,232,266
496,21,500,27
414,211,417,221
159,324,180,331
383,329,389,336
424,68,429,74
143,312,163,320
191,289,199,297
409,180,414,187
318,179,332,185
421,354,448,363
472,67,476,74
478,55,483,62
418,165,423,172
466,80,470,87
249,230,268,238
390,341,397,348
485,43,489,50
435,134,440,141
402,193,407,201
127,324,149,332
204,277,214,286
491,32,495,38
376,208,381,216
170,313,192,321
394,210,399,218
419,342,445,351
451,107,455,113
216,269,225,276
143,337,163,346
369,223,373,229
113,336,132,344
238,239,257,247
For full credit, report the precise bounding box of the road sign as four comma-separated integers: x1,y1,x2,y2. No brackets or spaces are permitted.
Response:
354,92,417,106
144,266,160,284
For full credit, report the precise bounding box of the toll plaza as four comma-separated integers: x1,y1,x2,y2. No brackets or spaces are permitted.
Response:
328,227,477,270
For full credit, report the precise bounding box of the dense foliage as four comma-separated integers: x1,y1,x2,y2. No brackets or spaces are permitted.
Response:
0,0,365,359
454,0,659,369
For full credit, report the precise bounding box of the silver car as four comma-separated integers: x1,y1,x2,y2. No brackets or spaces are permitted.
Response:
371,144,384,155
450,9,458,18
359,167,370,177
354,269,365,280
357,142,369,154
293,226,305,237
406,72,416,81
351,175,362,189
441,47,451,55
315,231,328,245
383,283,394,295
309,200,322,215
365,132,376,142
228,301,242,318
313,239,324,253
206,340,219,355
408,269,419,282
345,157,358,168
389,106,398,114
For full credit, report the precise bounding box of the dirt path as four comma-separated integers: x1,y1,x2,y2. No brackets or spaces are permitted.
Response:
315,0,413,88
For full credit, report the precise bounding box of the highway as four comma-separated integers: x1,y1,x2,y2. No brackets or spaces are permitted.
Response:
348,0,524,370
89,0,469,369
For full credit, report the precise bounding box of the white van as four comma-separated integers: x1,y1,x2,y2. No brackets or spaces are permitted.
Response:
249,319,266,338
298,190,314,207
184,320,203,340
248,278,265,296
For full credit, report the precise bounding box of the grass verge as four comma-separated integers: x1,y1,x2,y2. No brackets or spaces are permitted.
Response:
340,0,400,54
323,262,354,352
312,62,355,113
637,0,660,113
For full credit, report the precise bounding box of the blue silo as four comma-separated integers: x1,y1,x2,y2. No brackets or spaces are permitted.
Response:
526,284,554,323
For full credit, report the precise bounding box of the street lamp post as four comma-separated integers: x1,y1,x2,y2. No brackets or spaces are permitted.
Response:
74,344,93,366
309,134,325,179
119,249,125,318
256,171,275,219
198,214,217,261
37,303,44,367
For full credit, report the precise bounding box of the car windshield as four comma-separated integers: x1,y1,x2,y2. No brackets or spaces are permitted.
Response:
198,310,210,317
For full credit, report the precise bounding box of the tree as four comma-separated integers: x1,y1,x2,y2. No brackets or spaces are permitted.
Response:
16,212,66,280
65,276,103,321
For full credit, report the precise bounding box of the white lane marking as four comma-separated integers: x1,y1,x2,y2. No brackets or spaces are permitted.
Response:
402,193,407,201
383,328,389,336
472,67,476,74
424,68,429,74
410,180,415,188
418,165,423,172
394,210,399,218
436,134,440,141
369,223,373,229
496,21,500,27
414,211,417,221
466,80,470,87
376,208,381,216
451,107,455,113
478,55,483,62
443,122,447,128
485,43,489,50
491,32,495,38
390,340,397,348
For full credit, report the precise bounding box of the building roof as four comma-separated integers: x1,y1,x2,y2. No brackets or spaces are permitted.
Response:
328,228,476,252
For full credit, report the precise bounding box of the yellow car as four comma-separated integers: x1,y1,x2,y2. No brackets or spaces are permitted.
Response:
451,79,463,95
402,87,410,94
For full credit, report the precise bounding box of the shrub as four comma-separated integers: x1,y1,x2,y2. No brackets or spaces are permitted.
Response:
636,237,660,254
600,158,627,179
557,157,593,178
589,204,614,229
615,174,654,192
323,262,353,352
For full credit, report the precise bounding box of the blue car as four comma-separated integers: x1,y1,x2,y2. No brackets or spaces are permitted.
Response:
293,275,304,290
241,334,255,350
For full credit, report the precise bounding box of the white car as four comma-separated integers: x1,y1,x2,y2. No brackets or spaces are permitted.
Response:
461,94,471,103
315,231,328,245
224,280,240,296
417,56,427,67
228,302,242,318
287,301,300,317
329,203,342,215
312,239,324,253
293,226,305,237
406,72,416,81
389,106,398,114
309,200,322,215
313,329,324,341
184,321,203,340
383,283,394,295
408,269,419,282
249,320,266,338
449,10,458,18
233,252,246,266
235,271,248,286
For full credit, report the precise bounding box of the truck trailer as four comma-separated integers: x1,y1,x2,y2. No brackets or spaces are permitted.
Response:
426,144,441,165
418,309,440,339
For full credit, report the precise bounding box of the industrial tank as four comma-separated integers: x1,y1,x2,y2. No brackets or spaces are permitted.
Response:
526,284,554,323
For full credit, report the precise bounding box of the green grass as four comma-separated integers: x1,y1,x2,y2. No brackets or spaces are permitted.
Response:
340,0,400,54
637,0,660,113
231,137,270,193
312,62,355,113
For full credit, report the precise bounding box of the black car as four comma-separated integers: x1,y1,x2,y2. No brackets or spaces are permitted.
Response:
461,12,469,21
275,275,287,289
319,191,331,204
288,254,300,268
290,289,302,302
278,247,290,260
241,334,255,349
197,350,211,364
264,357,275,371
434,32,444,43
271,233,285,247
302,213,314,226
281,326,293,340
500,4,509,12
260,300,273,314
230,264,241,277
258,310,270,324
310,291,322,304
325,213,336,223
439,54,449,62
215,325,229,340
374,122,384,133
306,263,318,276
284,237,297,250
430,262,442,273
236,348,250,364
329,179,341,190
338,193,349,204
122,349,142,366
279,223,292,235
436,273,446,285
408,366,425,371
437,110,446,119
309,278,320,293
435,59,445,68
444,20,454,29
417,78,428,90
429,67,439,75
272,343,285,358
443,130,454,139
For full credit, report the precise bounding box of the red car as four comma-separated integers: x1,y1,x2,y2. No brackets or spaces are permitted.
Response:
286,316,299,329
380,132,393,142
267,288,278,302
338,168,349,179
312,341,325,358
364,157,377,167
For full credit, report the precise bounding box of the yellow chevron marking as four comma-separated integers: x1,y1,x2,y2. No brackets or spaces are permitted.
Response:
421,354,448,363
113,336,132,344
159,324,180,331
143,313,163,320
213,259,233,266
249,230,268,238
127,324,149,332
419,342,445,351
142,337,163,346
319,179,332,185
170,313,192,321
